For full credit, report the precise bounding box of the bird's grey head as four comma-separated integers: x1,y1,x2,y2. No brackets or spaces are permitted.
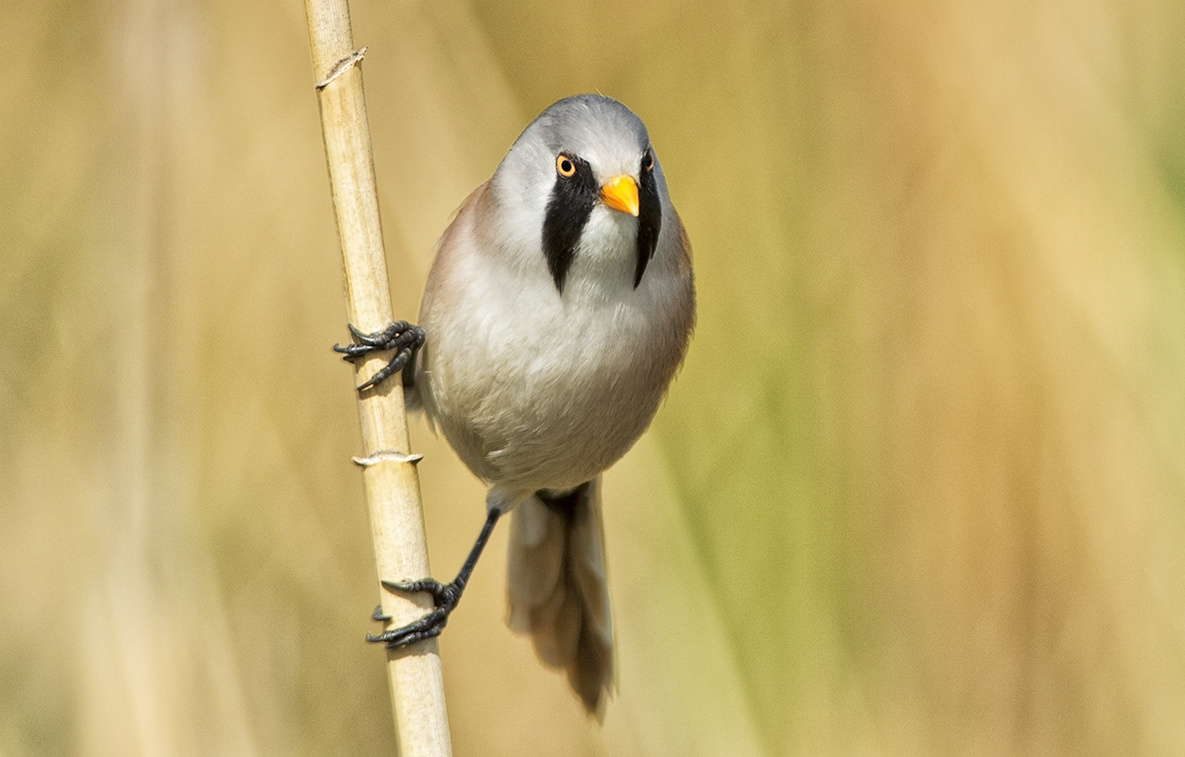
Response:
529,95,651,173
489,95,665,294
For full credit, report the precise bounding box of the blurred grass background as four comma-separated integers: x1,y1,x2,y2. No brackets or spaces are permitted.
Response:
3,0,1185,754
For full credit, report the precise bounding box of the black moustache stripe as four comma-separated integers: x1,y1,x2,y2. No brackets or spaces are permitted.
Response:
542,155,598,294
635,165,661,288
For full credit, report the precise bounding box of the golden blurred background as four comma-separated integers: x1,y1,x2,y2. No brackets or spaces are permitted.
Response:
4,0,1185,754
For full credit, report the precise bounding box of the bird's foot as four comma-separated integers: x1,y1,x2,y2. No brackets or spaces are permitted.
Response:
366,510,500,649
367,578,462,648
333,321,424,392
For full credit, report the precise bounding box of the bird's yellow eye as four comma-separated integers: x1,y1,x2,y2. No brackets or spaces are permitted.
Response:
641,149,654,172
556,155,577,178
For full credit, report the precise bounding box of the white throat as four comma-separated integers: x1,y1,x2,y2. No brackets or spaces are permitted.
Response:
564,204,638,303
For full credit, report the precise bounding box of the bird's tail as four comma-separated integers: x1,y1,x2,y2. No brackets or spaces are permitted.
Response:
506,477,613,716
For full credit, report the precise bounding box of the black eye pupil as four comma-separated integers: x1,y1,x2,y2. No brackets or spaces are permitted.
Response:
561,159,572,173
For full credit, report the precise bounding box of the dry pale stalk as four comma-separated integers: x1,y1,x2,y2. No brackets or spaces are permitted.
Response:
304,1,453,754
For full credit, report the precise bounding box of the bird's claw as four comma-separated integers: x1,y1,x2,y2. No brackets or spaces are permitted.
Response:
333,321,424,392
381,578,460,608
364,511,499,651
367,578,463,649
366,607,449,647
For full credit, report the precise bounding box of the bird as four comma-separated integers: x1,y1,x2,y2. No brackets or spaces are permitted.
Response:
335,94,695,715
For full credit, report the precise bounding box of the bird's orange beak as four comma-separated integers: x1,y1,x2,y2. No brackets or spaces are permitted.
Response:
599,175,639,216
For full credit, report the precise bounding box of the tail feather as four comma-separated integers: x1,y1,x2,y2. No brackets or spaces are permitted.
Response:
507,478,613,715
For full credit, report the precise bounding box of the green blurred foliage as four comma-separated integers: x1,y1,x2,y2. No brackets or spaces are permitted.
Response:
3,0,1185,755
